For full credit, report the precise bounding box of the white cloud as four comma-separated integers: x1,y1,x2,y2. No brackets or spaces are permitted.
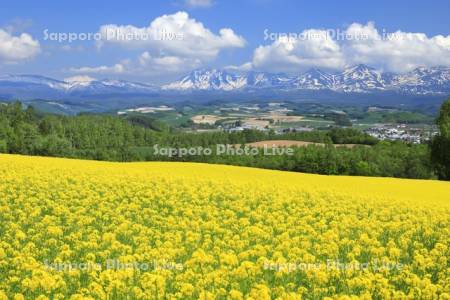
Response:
184,0,213,8
70,52,201,76
0,29,40,63
70,63,126,74
64,75,97,83
224,62,253,72
252,29,344,72
70,11,244,77
250,23,450,73
97,11,245,59
3,18,33,34
138,51,201,73
60,44,84,52
342,22,450,72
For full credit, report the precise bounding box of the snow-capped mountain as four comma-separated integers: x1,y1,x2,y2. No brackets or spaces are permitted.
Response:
0,75,70,99
162,69,295,91
1,65,449,101
335,64,386,92
392,66,450,94
0,74,68,90
245,71,291,88
163,65,450,94
289,68,336,90
0,75,158,97
162,69,246,91
65,79,157,94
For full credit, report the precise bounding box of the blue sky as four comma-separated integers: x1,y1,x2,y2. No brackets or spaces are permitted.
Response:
1,0,450,83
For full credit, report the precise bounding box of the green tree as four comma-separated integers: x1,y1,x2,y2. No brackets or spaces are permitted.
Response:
0,140,7,153
430,98,450,180
36,135,72,156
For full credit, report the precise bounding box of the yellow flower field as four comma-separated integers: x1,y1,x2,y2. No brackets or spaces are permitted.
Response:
0,154,449,299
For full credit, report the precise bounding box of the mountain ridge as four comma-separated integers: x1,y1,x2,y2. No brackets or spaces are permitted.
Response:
1,65,450,98
162,64,450,94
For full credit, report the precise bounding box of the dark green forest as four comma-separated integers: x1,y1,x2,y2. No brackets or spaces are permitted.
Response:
0,101,441,179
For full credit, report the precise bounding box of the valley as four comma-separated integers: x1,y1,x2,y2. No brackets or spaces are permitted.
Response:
112,101,438,144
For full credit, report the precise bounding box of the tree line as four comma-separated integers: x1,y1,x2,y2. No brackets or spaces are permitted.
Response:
1,100,448,180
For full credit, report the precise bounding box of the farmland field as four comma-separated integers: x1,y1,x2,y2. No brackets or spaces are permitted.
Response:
241,140,367,149
0,154,449,299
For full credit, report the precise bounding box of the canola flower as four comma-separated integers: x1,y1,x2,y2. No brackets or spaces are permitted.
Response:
0,154,449,299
